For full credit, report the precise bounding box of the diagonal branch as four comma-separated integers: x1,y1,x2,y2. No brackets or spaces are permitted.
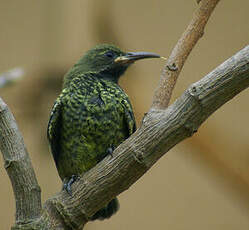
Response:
2,1,248,229
152,0,220,109
2,45,248,230
42,45,249,229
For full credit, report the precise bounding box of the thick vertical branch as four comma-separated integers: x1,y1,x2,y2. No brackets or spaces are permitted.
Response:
152,0,220,109
0,98,41,225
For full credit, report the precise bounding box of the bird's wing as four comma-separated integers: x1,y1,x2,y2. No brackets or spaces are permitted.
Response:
122,97,137,137
47,96,62,166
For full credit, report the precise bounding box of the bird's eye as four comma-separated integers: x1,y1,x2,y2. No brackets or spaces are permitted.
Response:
104,51,115,58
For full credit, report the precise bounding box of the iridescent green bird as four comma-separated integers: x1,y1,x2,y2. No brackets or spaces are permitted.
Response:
47,44,160,221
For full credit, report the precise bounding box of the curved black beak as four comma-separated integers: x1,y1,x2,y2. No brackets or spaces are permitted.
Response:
114,51,161,64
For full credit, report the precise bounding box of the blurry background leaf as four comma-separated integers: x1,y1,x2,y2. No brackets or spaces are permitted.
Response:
0,67,24,88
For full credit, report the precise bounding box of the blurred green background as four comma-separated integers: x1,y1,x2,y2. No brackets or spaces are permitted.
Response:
0,0,249,229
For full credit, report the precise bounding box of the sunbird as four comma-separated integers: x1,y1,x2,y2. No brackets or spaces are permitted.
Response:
47,44,161,220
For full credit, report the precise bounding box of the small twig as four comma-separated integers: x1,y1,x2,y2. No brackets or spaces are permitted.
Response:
152,0,220,110
0,67,24,88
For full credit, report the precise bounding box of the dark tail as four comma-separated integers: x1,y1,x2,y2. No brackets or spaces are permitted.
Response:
90,198,119,221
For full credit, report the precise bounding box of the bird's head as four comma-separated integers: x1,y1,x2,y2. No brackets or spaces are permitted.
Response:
64,44,161,86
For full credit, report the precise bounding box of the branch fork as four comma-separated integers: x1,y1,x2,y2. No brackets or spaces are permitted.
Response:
2,1,249,229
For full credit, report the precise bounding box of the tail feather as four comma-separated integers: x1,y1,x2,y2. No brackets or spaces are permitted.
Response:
90,198,119,221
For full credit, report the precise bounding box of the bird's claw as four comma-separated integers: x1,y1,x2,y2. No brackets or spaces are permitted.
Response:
107,145,115,158
63,175,79,196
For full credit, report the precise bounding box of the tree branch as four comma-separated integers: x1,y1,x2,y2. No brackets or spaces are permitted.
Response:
0,98,41,225
41,45,249,229
2,1,248,229
5,45,246,230
152,0,220,109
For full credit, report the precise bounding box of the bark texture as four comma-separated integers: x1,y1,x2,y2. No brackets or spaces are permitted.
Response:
2,1,249,229
1,45,248,230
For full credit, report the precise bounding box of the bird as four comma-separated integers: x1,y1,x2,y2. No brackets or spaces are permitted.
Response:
47,44,161,221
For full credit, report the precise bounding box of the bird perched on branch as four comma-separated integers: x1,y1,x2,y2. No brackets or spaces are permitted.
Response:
47,44,161,221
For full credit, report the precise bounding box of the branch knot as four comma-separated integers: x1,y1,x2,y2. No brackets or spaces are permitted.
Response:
188,84,203,108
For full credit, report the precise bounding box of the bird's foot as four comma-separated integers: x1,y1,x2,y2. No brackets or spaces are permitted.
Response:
106,145,115,158
96,145,115,163
63,175,79,196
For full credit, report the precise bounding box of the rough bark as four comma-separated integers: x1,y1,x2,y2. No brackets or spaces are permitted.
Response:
42,45,249,229
0,98,41,225
1,45,248,229
2,0,248,229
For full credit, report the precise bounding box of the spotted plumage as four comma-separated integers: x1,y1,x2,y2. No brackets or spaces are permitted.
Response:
47,44,160,221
